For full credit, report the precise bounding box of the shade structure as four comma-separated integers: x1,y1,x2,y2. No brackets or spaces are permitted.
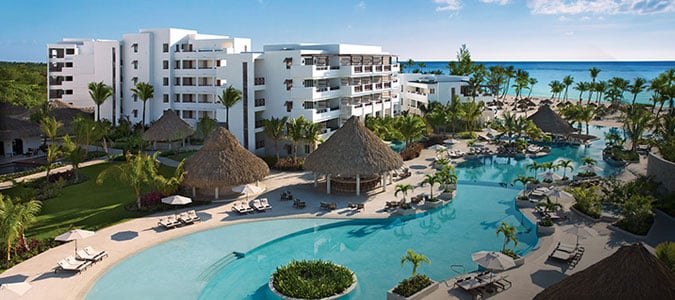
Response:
579,164,603,172
471,251,516,271
534,244,675,300
427,144,447,151
161,195,192,206
0,282,32,297
546,188,572,203
444,138,459,145
143,110,195,148
538,171,563,181
563,224,598,245
304,116,404,195
55,229,95,255
527,104,575,135
183,127,269,198
232,184,264,201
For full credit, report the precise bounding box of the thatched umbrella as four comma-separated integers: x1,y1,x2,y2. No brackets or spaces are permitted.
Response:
143,110,195,150
527,104,574,135
0,115,41,141
304,116,403,195
534,243,675,300
182,127,269,199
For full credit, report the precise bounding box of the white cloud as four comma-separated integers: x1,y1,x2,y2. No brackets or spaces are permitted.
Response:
580,16,592,20
434,0,462,11
558,15,570,21
480,0,511,4
527,0,674,15
564,31,575,35
356,1,366,11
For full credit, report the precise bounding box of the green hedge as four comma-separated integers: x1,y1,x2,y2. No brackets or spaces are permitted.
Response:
272,260,354,299
392,274,433,297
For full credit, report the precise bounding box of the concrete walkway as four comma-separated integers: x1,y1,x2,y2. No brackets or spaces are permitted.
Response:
0,143,672,300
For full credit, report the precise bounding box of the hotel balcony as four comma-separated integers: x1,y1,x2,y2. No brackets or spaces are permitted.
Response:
253,77,266,90
303,106,341,123
404,91,431,102
291,86,341,101
291,64,343,78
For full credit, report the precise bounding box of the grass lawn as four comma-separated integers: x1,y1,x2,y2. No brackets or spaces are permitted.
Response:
4,162,178,241
161,150,197,162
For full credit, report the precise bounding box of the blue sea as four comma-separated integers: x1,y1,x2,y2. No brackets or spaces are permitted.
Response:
404,61,674,104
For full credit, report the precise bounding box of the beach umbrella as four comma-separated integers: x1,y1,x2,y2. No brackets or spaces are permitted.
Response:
55,229,95,255
537,171,563,181
546,188,572,203
579,165,603,172
232,183,264,201
564,224,598,245
472,251,516,271
443,139,459,145
427,144,447,151
161,195,193,213
0,282,32,297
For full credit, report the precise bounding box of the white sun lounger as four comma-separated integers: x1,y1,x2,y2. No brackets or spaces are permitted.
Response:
252,199,266,211
84,246,109,260
260,198,272,210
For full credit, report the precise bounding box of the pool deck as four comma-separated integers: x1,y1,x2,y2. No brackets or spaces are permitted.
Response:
1,138,674,300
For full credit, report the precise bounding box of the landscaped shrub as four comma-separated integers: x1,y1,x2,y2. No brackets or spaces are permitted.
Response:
458,131,477,139
400,142,423,161
274,157,304,171
616,194,655,235
655,241,675,272
48,170,75,183
261,156,278,168
569,186,602,219
272,260,354,299
0,238,59,271
392,274,433,297
140,191,163,208
655,192,675,217
501,249,519,259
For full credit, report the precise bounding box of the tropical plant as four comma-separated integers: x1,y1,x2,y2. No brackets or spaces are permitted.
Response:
655,241,675,272
569,186,602,218
445,96,465,134
623,105,653,153
0,194,42,261
577,104,596,135
527,77,538,99
151,156,186,196
420,173,441,200
217,85,242,130
562,75,574,101
88,81,113,122
461,101,484,133
628,77,647,105
574,81,590,104
588,67,601,104
395,115,428,145
271,260,354,299
556,159,574,179
392,274,433,297
446,44,474,76
394,184,414,202
262,116,288,161
513,174,537,188
130,82,154,127
496,222,519,252
301,121,322,153
39,115,62,180
97,151,156,209
400,249,431,277
437,165,458,191
501,66,516,99
512,69,530,100
536,197,563,214
194,116,217,141
60,135,86,182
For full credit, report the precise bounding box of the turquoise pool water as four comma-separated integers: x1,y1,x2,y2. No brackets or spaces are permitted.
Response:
86,184,535,300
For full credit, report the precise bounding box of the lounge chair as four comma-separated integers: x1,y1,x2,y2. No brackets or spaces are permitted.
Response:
56,258,91,273
252,199,266,211
550,246,584,262
187,210,201,222
281,191,293,200
348,202,365,210
178,212,194,224
293,199,306,208
77,249,105,262
232,202,254,214
158,217,180,229
320,202,336,210
260,198,272,210
84,246,109,260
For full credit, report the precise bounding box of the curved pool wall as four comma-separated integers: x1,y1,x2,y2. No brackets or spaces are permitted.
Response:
86,184,535,300
456,125,622,184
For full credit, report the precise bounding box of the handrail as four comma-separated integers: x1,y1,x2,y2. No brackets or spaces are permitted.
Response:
450,264,465,275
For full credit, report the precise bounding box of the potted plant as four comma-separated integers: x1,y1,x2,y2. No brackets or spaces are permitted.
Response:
496,222,524,267
395,184,416,215
438,165,458,198
269,259,357,299
387,249,439,300
537,218,555,235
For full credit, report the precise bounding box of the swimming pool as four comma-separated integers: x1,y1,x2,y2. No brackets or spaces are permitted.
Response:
86,184,535,299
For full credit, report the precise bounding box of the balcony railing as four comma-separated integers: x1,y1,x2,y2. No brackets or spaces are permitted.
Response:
255,120,264,129
254,77,265,85
255,140,265,149
254,98,266,107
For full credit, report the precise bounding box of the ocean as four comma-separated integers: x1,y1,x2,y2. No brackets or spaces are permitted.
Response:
404,61,675,105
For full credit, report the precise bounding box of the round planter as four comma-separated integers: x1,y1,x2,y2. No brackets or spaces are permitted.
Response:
425,200,445,209
397,207,416,216
269,271,358,300
537,223,555,235
438,190,455,201
386,280,439,300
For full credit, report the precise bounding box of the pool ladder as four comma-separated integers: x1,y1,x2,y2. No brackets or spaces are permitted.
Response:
450,264,466,276
198,251,245,281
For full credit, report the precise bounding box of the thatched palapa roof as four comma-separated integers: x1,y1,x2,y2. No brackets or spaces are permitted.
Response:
182,127,269,189
304,116,404,177
0,114,41,140
527,104,574,135
534,244,675,300
143,110,195,142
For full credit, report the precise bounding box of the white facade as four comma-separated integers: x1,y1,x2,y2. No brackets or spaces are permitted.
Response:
398,74,493,115
48,39,122,124
48,29,400,155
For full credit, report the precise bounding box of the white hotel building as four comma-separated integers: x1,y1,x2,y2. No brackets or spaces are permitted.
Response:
398,73,493,115
48,28,401,155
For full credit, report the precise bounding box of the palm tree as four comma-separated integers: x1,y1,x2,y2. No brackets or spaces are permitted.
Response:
606,77,630,106
578,105,596,135
218,85,242,130
88,81,113,122
628,77,647,105
461,101,483,133
496,222,519,252
421,173,441,199
395,115,428,145
574,82,590,105
446,96,465,134
437,165,458,191
513,174,536,189
262,116,288,161
394,184,414,202
61,135,86,182
623,105,653,153
582,156,597,167
549,80,563,100
97,151,155,209
301,121,322,153
536,197,563,213
501,66,516,99
562,75,574,101
39,115,62,180
556,159,574,179
0,194,41,261
588,67,601,104
286,116,307,159
512,69,530,100
151,154,186,196
400,249,431,277
527,78,538,99
130,82,154,127
526,161,541,176
594,80,607,104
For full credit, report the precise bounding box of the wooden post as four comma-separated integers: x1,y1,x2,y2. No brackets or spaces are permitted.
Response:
382,173,386,192
192,187,196,197
327,174,331,194
356,174,360,196
215,187,219,200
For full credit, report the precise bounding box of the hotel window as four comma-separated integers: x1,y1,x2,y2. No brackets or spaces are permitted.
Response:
285,101,293,112
66,48,75,55
65,89,73,95
132,109,138,118
133,94,138,102
65,62,73,67
183,110,194,119
163,43,169,53
175,78,181,86
175,60,181,69
163,94,169,103
65,76,73,81
174,93,180,102
132,43,138,53
430,88,435,94
132,60,138,70
163,77,169,86
304,145,310,154
163,60,169,69
132,77,138,84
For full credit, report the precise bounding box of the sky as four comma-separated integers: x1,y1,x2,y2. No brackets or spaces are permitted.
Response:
1,0,674,62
